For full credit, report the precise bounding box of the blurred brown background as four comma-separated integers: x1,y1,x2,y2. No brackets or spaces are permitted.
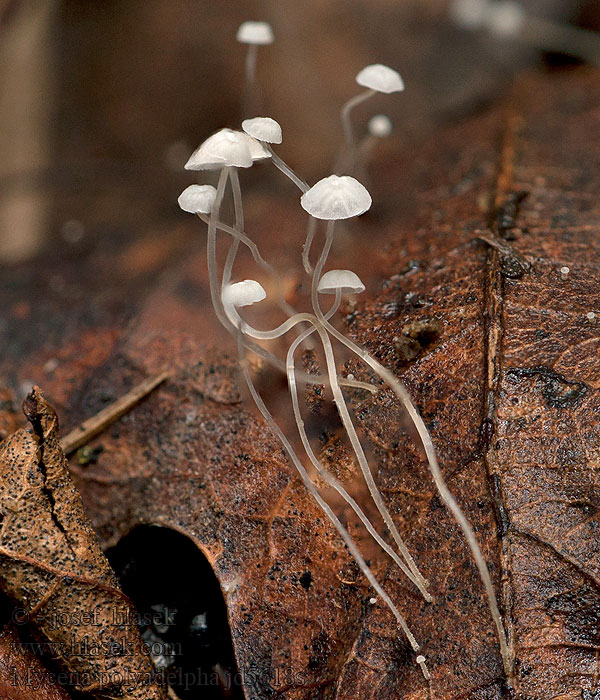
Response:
1,0,599,264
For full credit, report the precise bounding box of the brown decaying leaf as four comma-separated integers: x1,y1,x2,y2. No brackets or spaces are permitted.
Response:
0,69,599,700
0,388,166,699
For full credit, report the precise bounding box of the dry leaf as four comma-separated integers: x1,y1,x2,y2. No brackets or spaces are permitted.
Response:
0,388,167,700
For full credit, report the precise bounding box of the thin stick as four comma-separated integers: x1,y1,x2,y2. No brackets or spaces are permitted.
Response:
60,369,171,455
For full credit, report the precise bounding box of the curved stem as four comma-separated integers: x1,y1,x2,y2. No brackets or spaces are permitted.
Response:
199,215,268,267
319,319,512,676
302,216,318,274
222,168,243,292
266,144,309,192
309,222,430,593
336,88,375,173
237,333,422,655
286,301,432,600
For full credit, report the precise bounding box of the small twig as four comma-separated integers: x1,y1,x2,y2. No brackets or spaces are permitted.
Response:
60,369,171,455
475,230,531,278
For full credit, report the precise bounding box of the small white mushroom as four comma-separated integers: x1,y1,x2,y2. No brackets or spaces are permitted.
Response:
177,185,217,214
300,175,372,220
355,64,405,94
337,65,404,172
242,116,282,144
484,0,525,37
222,279,267,308
236,21,274,45
185,129,253,170
368,114,393,138
242,117,308,192
450,0,489,30
236,22,274,114
239,131,271,161
318,270,365,295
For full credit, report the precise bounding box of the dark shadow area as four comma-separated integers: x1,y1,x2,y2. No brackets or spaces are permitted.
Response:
106,525,243,700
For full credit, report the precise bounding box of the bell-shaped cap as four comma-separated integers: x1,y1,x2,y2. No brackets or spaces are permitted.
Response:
239,132,271,161
185,129,253,170
300,175,372,220
222,280,267,307
368,114,392,137
236,21,274,45
356,64,405,94
177,185,217,214
318,270,365,295
242,117,282,144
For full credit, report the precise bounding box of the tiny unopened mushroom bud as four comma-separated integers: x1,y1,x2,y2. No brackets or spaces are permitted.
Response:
301,175,372,220
185,129,253,170
242,116,283,144
222,280,267,308
177,185,217,214
236,21,274,45
356,64,405,94
318,270,365,295
368,114,392,138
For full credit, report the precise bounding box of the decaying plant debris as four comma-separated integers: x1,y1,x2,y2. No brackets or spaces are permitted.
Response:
0,388,166,699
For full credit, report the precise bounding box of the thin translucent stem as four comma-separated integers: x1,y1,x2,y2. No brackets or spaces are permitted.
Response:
204,179,373,392
207,167,232,329
302,216,318,274
198,215,268,267
336,88,375,173
222,168,244,291
286,303,432,600
319,318,512,676
237,333,421,655
266,144,309,192
310,222,431,594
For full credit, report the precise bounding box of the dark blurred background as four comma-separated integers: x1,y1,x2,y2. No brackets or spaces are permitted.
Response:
1,0,599,264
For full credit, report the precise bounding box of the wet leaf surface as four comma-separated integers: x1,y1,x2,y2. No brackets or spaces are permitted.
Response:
0,68,599,700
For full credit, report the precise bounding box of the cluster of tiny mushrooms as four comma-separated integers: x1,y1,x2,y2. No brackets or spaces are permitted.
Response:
177,19,514,685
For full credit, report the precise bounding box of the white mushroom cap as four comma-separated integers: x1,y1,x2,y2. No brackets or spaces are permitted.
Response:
368,114,392,138
177,185,217,214
239,132,271,161
236,21,274,45
300,175,372,220
356,64,405,94
449,0,488,29
242,117,283,144
222,280,267,307
185,129,253,170
484,0,525,37
318,270,366,295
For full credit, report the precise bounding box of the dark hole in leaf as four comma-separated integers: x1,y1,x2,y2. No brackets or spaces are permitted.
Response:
106,525,243,700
